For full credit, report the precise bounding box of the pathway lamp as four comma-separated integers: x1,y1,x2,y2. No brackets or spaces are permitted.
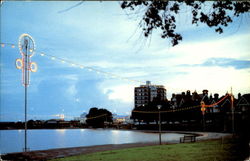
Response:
157,105,162,145
200,101,206,131
230,93,235,133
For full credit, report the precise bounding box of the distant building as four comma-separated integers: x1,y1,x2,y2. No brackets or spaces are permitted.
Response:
236,94,250,120
134,81,166,108
78,112,87,124
112,114,133,124
170,89,216,108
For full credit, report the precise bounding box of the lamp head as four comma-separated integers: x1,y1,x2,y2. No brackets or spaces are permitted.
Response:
157,105,162,110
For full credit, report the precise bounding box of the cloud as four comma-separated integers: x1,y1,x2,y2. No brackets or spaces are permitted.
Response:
164,66,250,96
103,84,134,103
1,1,250,121
167,33,250,64
67,84,77,96
180,57,250,69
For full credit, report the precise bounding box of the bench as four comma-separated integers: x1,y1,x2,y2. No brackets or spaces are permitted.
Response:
180,135,196,143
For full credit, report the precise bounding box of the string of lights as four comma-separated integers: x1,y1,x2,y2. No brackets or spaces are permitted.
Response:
86,113,108,120
1,42,145,84
205,94,230,108
8,94,230,120
2,113,107,120
1,42,15,48
132,105,201,114
132,94,230,114
1,41,204,92
0,42,195,92
1,42,233,116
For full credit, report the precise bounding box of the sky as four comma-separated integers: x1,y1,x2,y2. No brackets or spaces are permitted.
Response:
1,1,250,121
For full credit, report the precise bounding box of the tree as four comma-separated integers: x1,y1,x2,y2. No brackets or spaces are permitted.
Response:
86,107,113,128
131,100,171,124
121,1,250,46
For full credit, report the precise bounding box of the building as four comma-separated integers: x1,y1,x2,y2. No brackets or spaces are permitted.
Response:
134,81,166,108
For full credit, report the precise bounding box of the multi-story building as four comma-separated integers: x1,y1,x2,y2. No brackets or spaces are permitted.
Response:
134,81,166,108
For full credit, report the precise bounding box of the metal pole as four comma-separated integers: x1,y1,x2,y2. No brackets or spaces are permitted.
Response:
17,34,36,152
202,114,205,131
24,39,28,152
231,94,234,133
159,111,161,145
24,83,28,152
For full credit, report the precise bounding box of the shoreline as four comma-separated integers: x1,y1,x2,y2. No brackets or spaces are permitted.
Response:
1,131,232,161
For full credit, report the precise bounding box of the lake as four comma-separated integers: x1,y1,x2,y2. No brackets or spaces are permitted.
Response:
0,129,184,154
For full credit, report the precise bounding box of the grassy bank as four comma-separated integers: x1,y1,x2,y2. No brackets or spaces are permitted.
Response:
51,138,248,161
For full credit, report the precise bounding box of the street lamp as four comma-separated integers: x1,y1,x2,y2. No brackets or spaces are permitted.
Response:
230,93,235,133
157,105,162,145
200,101,206,131
16,34,37,152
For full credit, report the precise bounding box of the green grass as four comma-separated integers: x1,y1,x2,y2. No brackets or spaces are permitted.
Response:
51,138,246,161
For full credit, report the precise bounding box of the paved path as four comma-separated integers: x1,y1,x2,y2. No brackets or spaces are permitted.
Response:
1,131,231,161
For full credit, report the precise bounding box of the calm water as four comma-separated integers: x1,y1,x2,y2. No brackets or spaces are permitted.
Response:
0,129,184,154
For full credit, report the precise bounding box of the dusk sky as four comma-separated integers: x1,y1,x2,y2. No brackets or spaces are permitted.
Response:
1,1,250,121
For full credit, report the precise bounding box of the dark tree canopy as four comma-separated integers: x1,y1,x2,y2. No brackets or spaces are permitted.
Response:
86,107,113,128
121,1,250,46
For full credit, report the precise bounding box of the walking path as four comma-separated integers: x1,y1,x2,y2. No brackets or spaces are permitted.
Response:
1,131,231,161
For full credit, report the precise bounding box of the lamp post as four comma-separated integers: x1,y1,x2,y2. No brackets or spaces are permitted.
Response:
16,34,37,152
200,101,206,131
157,105,162,145
230,94,235,133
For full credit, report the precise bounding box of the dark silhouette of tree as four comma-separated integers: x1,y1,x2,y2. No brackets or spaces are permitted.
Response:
121,1,250,46
131,100,171,124
86,107,113,128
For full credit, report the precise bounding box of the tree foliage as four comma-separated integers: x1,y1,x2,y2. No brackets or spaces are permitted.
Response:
121,0,250,46
86,107,113,128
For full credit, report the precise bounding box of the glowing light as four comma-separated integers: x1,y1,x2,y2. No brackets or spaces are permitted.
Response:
111,130,120,135
16,33,37,87
59,114,65,120
18,33,36,57
0,38,141,84
15,58,23,69
56,129,65,134
29,62,38,72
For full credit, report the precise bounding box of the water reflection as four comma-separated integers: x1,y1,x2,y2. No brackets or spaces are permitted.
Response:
111,130,120,144
0,129,184,154
55,129,66,134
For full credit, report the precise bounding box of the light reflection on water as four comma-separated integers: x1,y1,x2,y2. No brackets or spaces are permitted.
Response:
0,129,184,154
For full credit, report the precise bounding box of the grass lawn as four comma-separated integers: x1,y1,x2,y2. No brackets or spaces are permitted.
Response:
51,138,247,161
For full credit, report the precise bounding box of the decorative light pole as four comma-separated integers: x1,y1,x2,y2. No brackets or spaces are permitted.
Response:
157,105,162,145
16,34,37,152
230,91,235,133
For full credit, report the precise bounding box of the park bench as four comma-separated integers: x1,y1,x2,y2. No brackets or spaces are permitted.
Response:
180,135,196,143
